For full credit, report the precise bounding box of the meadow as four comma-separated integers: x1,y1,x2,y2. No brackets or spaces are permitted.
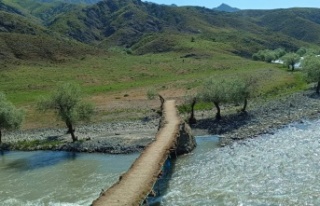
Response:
0,36,307,129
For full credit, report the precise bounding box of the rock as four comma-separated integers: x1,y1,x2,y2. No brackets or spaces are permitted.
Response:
176,121,197,155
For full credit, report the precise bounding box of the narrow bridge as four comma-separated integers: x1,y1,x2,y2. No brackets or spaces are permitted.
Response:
92,100,186,206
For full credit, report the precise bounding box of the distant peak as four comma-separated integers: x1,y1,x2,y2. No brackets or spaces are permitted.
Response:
213,3,240,12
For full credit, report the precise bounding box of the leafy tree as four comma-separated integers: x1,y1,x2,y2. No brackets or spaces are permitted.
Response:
0,93,24,143
37,83,94,142
199,78,231,120
230,77,256,112
302,56,320,94
281,53,300,71
296,47,307,57
252,48,286,63
274,48,286,59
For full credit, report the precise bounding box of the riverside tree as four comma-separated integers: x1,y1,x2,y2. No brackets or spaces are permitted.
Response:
0,93,24,143
231,77,256,112
281,53,300,71
303,56,320,94
37,83,94,142
199,78,231,120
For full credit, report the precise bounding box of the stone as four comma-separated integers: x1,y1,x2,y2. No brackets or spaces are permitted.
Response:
176,121,197,155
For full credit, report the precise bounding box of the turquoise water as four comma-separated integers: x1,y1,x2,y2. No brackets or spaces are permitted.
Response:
0,151,138,206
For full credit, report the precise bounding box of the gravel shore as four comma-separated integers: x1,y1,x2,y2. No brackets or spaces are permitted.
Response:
2,90,320,153
191,90,320,145
1,118,160,153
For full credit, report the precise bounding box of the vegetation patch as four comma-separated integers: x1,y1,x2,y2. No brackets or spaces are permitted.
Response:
7,139,63,151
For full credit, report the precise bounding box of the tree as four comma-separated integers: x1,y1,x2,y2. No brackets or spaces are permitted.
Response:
274,48,286,59
199,78,231,120
296,47,307,57
302,56,320,94
281,53,300,71
37,83,94,142
0,93,24,143
230,77,256,112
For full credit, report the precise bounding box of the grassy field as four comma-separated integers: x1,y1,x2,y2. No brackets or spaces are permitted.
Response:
0,36,307,129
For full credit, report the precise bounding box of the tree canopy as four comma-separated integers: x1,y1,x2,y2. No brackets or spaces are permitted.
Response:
302,56,320,94
281,53,301,71
37,83,94,142
0,93,24,143
199,78,231,120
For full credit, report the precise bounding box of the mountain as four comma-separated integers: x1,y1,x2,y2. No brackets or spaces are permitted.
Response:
32,0,102,5
213,3,240,12
238,8,320,44
1,0,320,60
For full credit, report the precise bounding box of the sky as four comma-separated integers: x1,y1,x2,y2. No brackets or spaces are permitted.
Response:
142,0,320,10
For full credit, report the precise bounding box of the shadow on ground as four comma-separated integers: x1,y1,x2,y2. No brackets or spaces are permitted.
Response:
191,112,253,135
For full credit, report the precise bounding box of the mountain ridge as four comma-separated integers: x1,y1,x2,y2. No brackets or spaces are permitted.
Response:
1,0,320,60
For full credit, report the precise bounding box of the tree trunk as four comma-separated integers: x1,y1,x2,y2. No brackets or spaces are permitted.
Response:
241,98,248,112
213,102,221,120
157,95,165,115
317,81,320,95
66,121,77,142
188,98,197,124
0,130,2,144
291,63,295,71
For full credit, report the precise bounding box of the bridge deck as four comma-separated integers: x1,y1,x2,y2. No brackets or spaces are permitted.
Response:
92,100,180,206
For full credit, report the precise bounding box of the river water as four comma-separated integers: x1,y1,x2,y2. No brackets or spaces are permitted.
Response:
161,120,320,205
2,120,320,206
0,151,138,206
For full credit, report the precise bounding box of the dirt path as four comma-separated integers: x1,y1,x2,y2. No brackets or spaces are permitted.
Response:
92,100,181,206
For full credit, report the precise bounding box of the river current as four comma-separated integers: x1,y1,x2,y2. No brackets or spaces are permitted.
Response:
1,119,320,206
0,151,138,206
160,120,320,205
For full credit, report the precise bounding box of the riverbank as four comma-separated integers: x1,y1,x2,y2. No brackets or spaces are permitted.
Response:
1,90,320,153
191,90,320,145
0,118,159,154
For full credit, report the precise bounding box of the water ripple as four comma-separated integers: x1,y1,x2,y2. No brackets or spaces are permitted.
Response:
161,120,320,205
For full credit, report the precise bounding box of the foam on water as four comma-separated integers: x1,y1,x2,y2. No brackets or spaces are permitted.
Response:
161,120,320,206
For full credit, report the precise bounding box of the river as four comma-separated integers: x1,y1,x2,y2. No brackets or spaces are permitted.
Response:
0,151,138,206
160,120,320,205
2,119,320,206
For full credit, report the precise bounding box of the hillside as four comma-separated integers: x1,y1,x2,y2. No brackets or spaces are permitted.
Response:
1,0,320,60
238,8,320,44
1,0,318,129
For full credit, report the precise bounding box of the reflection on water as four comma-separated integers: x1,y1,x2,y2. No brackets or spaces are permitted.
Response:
0,151,138,206
4,152,77,171
161,120,320,205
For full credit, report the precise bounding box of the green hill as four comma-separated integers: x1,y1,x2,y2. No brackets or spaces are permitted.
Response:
1,0,320,60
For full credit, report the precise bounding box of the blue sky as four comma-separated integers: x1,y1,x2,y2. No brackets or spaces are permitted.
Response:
142,0,320,10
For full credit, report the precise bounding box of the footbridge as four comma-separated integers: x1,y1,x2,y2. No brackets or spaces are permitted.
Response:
92,99,196,206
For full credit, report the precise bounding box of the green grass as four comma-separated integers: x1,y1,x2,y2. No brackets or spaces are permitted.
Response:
13,139,63,150
0,36,310,129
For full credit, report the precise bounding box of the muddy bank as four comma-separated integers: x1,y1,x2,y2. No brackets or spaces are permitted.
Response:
191,90,320,145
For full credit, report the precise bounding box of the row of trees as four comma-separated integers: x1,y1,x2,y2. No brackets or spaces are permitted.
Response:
183,76,256,123
252,47,320,71
187,55,320,122
199,77,255,120
0,83,94,143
